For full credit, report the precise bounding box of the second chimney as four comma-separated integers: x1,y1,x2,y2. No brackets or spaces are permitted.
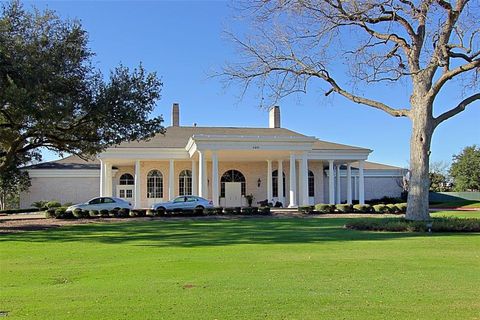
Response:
269,106,281,128
172,103,179,127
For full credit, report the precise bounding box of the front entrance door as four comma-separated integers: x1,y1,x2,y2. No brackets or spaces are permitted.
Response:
225,182,242,207
116,185,134,204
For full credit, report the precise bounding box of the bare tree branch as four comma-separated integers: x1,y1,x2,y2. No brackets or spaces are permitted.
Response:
434,92,480,127
429,59,480,97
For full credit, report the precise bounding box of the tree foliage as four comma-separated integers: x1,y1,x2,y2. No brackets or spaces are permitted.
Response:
450,145,480,191
223,0,480,220
0,163,30,210
0,1,164,176
429,161,450,192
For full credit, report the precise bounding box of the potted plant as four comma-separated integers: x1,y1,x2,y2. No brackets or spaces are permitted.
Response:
245,194,254,207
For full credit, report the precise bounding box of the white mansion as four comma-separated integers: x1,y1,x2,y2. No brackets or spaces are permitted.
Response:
20,104,405,209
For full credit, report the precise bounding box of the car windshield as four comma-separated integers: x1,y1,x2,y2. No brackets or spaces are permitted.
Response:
173,197,186,203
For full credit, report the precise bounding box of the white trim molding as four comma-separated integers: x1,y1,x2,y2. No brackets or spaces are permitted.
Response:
27,169,102,178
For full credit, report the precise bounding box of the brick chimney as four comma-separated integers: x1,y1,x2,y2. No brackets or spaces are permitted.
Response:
172,103,179,127
269,106,281,128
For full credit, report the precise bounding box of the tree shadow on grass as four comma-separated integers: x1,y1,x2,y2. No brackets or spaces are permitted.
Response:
0,217,478,247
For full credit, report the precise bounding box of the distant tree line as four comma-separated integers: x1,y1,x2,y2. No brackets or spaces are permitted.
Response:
429,145,480,192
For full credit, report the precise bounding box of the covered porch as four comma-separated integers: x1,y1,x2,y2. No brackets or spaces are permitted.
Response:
98,134,370,209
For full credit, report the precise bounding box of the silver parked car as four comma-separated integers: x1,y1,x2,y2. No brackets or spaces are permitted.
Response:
67,197,132,212
152,196,213,211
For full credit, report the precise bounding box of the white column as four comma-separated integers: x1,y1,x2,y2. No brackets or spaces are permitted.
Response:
328,160,334,204
169,159,175,200
347,163,352,204
277,160,284,204
99,159,105,197
134,160,141,208
288,153,297,207
198,151,206,198
211,152,219,206
298,159,303,204
353,176,358,200
105,162,113,197
359,160,365,205
300,152,309,206
318,165,324,203
336,164,341,204
267,160,273,202
191,160,198,196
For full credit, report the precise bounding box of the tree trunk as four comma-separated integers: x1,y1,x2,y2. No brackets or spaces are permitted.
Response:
406,99,433,221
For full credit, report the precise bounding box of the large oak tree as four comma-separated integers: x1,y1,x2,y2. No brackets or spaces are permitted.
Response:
223,0,480,220
0,1,165,179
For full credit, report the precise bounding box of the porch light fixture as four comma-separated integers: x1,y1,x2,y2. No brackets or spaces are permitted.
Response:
257,178,261,187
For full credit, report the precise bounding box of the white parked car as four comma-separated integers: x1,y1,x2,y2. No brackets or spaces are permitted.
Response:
67,197,132,212
152,196,213,211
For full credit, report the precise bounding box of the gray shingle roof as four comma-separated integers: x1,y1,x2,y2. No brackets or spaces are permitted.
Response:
113,126,370,151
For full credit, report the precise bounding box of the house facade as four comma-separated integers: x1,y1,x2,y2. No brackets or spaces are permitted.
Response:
20,104,406,209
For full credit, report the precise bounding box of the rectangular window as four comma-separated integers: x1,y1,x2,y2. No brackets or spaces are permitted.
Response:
126,190,133,198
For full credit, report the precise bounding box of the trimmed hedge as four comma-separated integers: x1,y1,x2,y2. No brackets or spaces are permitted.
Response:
89,210,99,217
45,208,56,219
314,204,334,213
396,203,407,213
335,204,352,213
55,207,73,219
258,207,271,215
46,201,62,209
99,209,109,217
72,208,89,219
241,207,254,214
298,206,314,214
372,204,388,214
117,208,129,218
204,208,215,215
223,207,235,215
0,208,41,214
129,210,138,217
346,217,480,232
193,208,204,216
353,204,372,213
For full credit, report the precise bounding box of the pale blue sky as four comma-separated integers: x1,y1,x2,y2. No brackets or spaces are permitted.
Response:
23,1,480,167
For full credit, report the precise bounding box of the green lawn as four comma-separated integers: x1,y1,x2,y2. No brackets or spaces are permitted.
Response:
1,216,479,320
430,200,480,208
431,210,480,219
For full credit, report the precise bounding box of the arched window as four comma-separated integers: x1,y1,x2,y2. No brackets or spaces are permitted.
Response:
147,170,163,198
220,169,246,197
308,170,315,197
119,173,134,185
178,170,192,196
272,170,286,197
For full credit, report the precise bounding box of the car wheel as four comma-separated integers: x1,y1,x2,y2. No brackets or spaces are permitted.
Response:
157,207,166,212
195,206,204,210
114,207,120,210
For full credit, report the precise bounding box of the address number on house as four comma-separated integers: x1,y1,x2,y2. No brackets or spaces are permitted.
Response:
252,146,260,149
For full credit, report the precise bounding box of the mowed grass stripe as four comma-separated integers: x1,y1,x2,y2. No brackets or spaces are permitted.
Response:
1,217,479,319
